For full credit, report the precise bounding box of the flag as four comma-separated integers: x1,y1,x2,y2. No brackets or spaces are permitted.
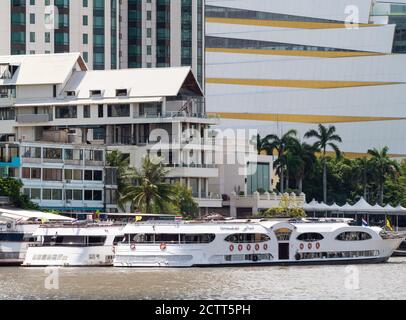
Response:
135,215,142,222
386,218,394,231
362,218,368,227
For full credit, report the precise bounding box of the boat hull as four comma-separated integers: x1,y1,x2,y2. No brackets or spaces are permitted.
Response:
23,246,116,267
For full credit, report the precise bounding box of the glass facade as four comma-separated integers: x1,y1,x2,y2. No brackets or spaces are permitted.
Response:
111,0,118,69
128,0,142,68
206,36,361,53
197,0,203,87
206,5,342,24
247,163,270,195
181,0,193,67
156,0,170,67
93,0,105,69
11,0,26,55
54,0,70,53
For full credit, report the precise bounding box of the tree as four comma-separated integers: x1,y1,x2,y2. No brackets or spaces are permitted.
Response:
255,134,272,155
367,146,400,205
172,183,199,218
286,140,317,193
304,124,342,203
353,157,372,200
0,177,39,210
119,155,174,213
264,129,298,193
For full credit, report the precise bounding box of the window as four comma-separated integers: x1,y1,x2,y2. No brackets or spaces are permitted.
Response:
45,32,50,43
65,169,83,181
83,15,88,26
43,148,62,160
66,91,75,97
115,89,127,97
98,105,104,117
224,233,271,243
83,105,90,118
297,233,324,242
108,104,130,117
30,32,35,43
84,190,102,201
55,105,77,119
42,189,62,200
90,90,102,97
336,232,372,241
65,189,83,201
64,149,82,161
180,234,216,244
30,13,35,24
43,168,63,181
83,0,88,7
83,33,88,44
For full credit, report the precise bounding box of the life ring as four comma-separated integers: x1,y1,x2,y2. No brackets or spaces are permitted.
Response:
238,244,243,251
308,243,312,250
316,242,320,250
255,244,260,251
130,244,136,251
160,243,167,251
299,243,304,250
229,244,234,252
247,244,251,251
263,243,268,250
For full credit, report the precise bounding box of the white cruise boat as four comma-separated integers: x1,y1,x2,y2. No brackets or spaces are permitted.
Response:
113,219,404,267
23,222,124,267
0,208,73,265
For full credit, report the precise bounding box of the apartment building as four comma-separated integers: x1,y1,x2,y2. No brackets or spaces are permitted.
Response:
0,52,221,213
0,0,204,89
0,0,119,70
119,0,204,87
205,0,406,156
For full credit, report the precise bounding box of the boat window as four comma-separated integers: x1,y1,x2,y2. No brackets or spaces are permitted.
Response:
274,228,292,241
180,234,216,244
224,233,270,243
131,234,155,244
113,236,125,245
335,232,372,241
88,236,107,246
297,233,324,242
155,234,179,243
0,233,24,241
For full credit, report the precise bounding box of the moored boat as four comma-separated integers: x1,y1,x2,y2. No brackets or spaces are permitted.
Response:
113,219,404,267
0,208,73,266
23,221,124,267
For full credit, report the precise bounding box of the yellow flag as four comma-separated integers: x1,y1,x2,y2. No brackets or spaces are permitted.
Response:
135,215,142,222
386,218,394,231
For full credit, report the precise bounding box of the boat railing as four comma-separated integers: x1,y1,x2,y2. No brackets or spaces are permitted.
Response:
37,221,126,228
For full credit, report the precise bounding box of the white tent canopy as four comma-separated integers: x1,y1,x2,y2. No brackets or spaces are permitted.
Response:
303,197,406,214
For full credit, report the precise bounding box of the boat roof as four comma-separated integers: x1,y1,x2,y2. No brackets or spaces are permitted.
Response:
0,207,74,222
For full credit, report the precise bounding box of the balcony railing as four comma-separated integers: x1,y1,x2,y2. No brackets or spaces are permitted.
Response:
164,163,217,169
17,114,53,124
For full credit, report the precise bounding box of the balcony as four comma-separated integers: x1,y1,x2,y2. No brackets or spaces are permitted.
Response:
165,164,219,178
0,156,21,168
16,114,53,124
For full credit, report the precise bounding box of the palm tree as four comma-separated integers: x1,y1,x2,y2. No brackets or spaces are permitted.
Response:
354,157,371,200
304,124,342,203
264,129,298,193
119,155,174,213
255,134,272,155
286,141,317,193
367,146,400,205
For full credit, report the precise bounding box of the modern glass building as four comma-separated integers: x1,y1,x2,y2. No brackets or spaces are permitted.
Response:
0,0,120,70
120,0,205,89
205,0,406,157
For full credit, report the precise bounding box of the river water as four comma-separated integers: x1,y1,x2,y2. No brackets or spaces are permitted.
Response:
1,258,405,300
